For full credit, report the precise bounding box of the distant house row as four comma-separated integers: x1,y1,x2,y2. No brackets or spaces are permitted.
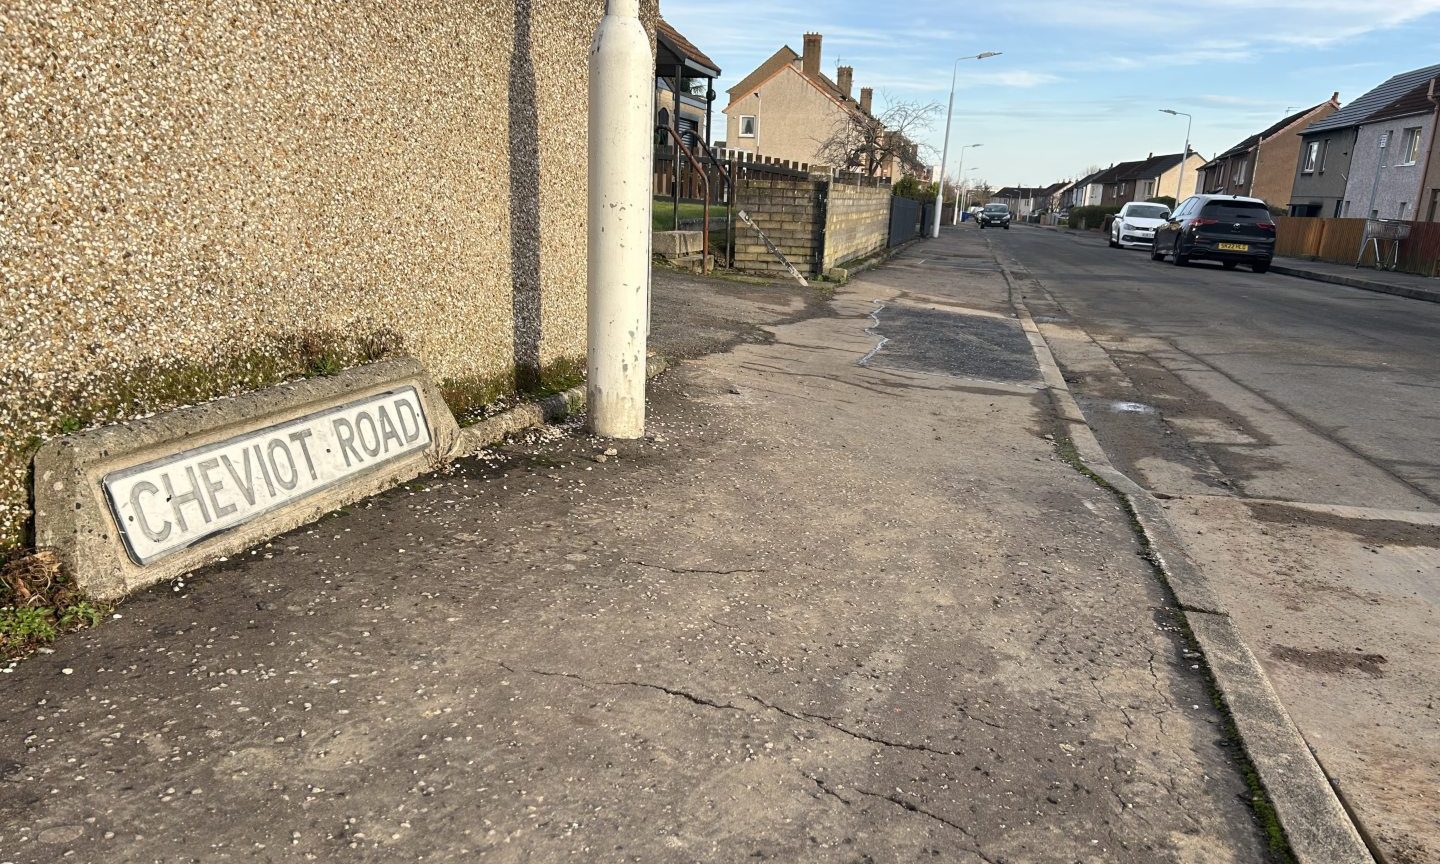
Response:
993,152,1204,217
1023,61,1440,224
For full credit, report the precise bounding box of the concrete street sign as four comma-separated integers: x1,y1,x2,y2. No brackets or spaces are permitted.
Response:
34,359,459,600
103,388,432,565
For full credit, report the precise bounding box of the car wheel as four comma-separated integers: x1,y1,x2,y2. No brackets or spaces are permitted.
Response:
1108,232,1119,248
1222,261,1238,270
1150,241,1165,262
1172,240,1189,266
1252,261,1270,274
980,223,986,229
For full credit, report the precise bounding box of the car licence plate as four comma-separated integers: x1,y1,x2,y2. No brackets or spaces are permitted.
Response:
1217,242,1249,252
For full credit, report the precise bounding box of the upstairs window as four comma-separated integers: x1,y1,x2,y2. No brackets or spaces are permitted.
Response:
739,115,757,138
1234,158,1247,185
1400,127,1422,165
1301,141,1319,173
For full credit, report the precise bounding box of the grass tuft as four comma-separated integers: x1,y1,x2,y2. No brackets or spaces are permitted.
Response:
1,549,111,661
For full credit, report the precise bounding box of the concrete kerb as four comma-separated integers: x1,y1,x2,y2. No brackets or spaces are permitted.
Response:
993,249,1375,864
824,239,916,284
1269,262,1440,304
450,355,669,458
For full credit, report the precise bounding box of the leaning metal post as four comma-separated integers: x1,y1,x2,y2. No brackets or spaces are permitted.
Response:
587,0,652,438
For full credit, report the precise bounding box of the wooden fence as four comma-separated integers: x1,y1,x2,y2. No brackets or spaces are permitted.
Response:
1275,216,1440,275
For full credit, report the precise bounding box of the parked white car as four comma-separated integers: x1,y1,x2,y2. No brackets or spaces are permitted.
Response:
1109,202,1171,249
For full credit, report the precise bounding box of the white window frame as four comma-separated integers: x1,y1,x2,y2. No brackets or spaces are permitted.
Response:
1400,127,1422,165
1301,141,1319,173
738,115,757,138
1234,158,1247,185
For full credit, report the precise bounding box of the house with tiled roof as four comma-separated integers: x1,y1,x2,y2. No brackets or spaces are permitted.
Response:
1341,75,1440,221
722,32,921,182
1197,96,1340,207
1063,167,1110,209
1100,152,1205,206
1289,64,1440,217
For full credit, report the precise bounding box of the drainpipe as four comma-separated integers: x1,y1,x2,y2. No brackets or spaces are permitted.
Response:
1416,77,1440,224
1364,130,1390,220
587,0,652,438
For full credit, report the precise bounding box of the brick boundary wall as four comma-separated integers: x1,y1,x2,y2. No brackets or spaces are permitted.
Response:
733,179,825,275
822,182,892,271
734,178,894,277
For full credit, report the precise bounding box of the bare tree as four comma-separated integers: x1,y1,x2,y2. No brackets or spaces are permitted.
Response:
813,97,942,178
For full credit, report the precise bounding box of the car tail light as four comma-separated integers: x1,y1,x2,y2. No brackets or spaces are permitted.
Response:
1191,218,1220,227
1257,222,1275,232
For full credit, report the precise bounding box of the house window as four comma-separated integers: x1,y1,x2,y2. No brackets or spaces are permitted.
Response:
1141,179,1154,198
1301,141,1319,173
1319,139,1330,172
1400,127,1422,165
1343,200,1351,216
1234,158,1247,185
739,115,757,138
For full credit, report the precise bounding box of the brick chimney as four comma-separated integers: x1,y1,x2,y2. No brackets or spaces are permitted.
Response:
837,65,853,100
859,87,873,115
802,33,821,78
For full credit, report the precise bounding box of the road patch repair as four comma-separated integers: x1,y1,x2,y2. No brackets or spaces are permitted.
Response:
858,302,1040,384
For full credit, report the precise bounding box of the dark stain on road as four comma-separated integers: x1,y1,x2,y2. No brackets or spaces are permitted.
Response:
1245,501,1440,548
1271,645,1389,677
872,305,1039,383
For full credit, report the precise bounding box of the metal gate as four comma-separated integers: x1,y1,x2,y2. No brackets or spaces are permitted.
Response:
889,197,923,247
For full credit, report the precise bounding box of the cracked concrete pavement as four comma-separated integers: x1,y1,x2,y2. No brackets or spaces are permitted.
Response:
0,237,1273,862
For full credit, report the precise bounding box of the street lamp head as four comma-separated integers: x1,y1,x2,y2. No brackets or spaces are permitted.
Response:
1159,108,1177,115
971,143,984,148
976,51,1001,59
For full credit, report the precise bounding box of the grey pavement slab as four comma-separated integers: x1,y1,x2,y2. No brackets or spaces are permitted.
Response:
0,240,1271,863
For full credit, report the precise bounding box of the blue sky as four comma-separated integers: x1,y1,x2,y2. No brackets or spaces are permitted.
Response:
659,0,1440,188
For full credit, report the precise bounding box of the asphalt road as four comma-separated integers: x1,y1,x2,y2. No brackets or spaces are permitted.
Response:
991,225,1440,511
987,224,1440,863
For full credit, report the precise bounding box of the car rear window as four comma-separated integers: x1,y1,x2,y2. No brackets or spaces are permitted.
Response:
1200,201,1269,221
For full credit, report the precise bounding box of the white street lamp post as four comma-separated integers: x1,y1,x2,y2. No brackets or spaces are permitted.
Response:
959,167,979,219
952,143,982,224
1159,108,1193,201
933,53,1001,238
587,0,652,438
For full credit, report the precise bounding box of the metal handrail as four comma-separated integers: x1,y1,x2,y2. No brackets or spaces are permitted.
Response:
656,125,711,270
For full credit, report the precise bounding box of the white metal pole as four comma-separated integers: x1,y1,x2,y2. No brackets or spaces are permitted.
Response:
1177,114,1192,199
932,65,957,238
587,0,652,438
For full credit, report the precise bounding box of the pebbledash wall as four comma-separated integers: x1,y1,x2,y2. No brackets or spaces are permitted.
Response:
0,0,658,553
733,178,893,277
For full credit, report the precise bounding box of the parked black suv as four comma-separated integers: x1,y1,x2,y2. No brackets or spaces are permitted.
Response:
1151,195,1275,272
978,203,1011,229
